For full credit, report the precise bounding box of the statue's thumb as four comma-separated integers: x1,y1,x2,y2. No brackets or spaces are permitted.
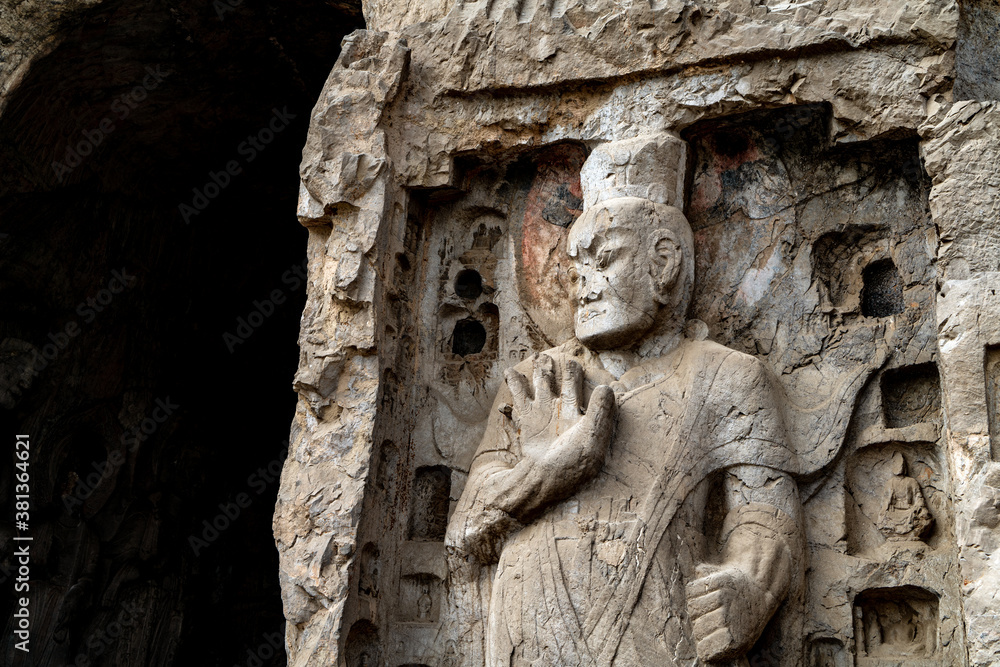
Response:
585,385,616,431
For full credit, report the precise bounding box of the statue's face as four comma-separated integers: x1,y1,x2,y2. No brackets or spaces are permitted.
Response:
567,200,661,349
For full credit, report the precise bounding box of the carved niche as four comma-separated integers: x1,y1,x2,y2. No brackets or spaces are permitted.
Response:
340,106,967,667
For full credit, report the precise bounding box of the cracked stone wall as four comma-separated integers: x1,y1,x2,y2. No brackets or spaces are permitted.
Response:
275,0,1000,665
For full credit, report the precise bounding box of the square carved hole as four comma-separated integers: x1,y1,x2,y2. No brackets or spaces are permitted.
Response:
408,465,451,541
854,586,938,659
861,258,904,317
881,363,941,429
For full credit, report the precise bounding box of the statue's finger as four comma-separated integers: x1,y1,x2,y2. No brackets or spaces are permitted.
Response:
533,353,557,402
685,570,729,600
694,626,735,662
692,610,729,643
686,589,725,619
584,384,616,429
505,368,531,414
560,359,584,415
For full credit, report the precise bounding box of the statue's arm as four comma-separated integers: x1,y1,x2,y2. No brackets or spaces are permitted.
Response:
443,414,536,564
723,465,800,622
686,352,803,662
446,354,615,563
686,465,802,662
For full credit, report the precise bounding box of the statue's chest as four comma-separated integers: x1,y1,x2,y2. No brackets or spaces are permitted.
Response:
584,379,690,499
543,379,694,544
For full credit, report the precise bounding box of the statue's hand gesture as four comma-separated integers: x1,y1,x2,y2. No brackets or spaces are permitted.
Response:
686,564,774,663
503,353,615,480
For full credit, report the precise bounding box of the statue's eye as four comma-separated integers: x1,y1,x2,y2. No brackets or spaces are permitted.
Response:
567,267,579,284
596,248,613,269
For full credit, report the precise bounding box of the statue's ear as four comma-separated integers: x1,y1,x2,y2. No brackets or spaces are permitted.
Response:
649,229,682,301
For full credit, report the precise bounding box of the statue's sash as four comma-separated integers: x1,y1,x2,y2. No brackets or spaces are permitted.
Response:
582,347,723,663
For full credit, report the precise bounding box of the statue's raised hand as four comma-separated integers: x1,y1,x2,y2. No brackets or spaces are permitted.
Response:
503,354,615,482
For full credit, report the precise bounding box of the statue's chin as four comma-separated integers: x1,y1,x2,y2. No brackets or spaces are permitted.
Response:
575,316,648,351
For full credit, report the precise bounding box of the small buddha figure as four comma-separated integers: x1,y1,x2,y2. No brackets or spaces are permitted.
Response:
359,546,380,597
441,639,459,667
877,603,920,648
878,451,933,543
417,584,433,620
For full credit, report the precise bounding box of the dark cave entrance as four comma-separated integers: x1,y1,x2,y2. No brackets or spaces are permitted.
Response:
0,2,362,665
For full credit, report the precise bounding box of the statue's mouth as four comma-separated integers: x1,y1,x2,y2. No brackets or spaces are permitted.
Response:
578,309,604,323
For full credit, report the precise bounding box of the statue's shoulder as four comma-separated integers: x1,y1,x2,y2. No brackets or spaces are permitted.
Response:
681,338,775,397
683,338,765,371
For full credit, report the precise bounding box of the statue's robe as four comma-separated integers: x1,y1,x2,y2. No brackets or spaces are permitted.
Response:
447,337,802,666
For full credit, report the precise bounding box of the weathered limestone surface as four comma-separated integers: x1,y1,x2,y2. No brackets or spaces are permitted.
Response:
924,102,1000,667
275,0,1000,664
0,0,101,112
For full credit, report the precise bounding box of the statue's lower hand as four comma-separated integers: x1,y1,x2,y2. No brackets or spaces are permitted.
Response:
686,564,774,663
504,353,615,480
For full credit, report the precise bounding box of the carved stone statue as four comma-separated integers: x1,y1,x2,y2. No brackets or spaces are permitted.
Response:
879,451,933,543
417,584,433,620
442,640,459,667
447,140,804,665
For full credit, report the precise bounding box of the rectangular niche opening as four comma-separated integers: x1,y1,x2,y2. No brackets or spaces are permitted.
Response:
408,465,452,541
810,638,848,666
398,574,443,624
854,586,939,660
880,363,941,429
985,344,1000,461
956,0,1000,101
811,226,892,315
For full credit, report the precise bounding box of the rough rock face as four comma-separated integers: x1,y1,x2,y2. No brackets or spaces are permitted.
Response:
277,0,1000,665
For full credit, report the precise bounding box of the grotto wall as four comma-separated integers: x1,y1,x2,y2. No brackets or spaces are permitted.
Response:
275,0,1000,665
0,1,361,665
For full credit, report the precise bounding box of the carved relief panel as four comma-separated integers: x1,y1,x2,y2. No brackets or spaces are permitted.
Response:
336,106,967,667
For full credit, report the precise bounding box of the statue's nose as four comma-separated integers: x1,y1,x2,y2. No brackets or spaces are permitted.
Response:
573,265,602,304
578,281,600,304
